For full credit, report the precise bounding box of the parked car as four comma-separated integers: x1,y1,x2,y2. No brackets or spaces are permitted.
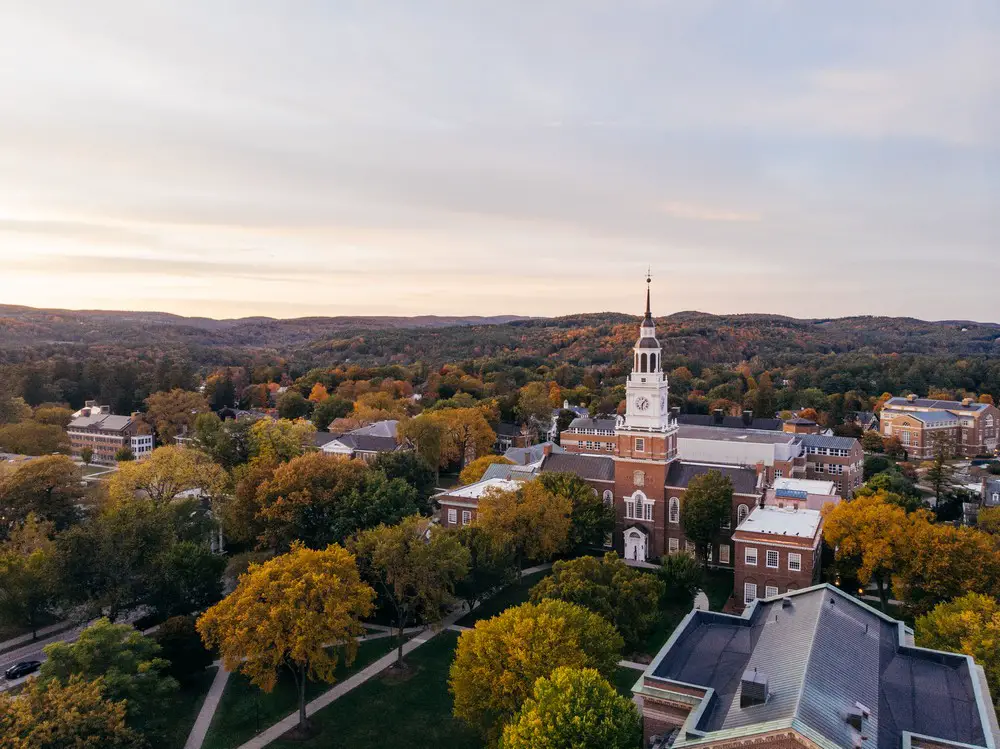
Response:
4,660,41,680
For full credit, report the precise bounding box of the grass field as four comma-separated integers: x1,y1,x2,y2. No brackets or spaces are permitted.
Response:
268,631,481,749
162,666,219,749
201,639,394,749
455,569,550,626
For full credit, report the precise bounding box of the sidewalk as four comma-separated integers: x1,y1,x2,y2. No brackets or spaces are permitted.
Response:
184,663,230,749
0,620,74,655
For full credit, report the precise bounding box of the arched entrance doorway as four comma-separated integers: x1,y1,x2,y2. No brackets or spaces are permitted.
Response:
624,526,648,562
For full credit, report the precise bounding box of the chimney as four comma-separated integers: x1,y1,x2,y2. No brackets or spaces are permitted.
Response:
713,409,724,425
85,400,96,408
542,443,553,457
740,670,768,708
563,399,569,409
743,410,753,427
907,394,918,402
100,405,110,414
962,397,973,407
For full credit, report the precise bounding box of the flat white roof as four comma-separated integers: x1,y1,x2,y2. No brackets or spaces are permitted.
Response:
773,477,837,495
738,505,822,538
442,478,521,500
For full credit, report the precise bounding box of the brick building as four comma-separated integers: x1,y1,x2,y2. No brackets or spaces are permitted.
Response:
634,584,998,748
880,395,1000,459
731,505,823,611
66,402,153,466
798,433,865,495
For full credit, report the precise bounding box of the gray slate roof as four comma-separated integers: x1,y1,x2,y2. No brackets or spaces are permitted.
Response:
651,585,992,748
539,452,615,482
313,432,341,447
798,433,860,451
885,397,988,412
567,416,618,432
676,414,783,431
665,461,759,495
336,434,400,453
503,442,564,465
67,413,134,432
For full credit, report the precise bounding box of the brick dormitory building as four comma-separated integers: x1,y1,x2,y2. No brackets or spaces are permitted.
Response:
66,401,153,465
879,395,1000,459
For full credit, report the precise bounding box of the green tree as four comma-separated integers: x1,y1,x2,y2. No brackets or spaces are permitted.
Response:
198,543,374,733
154,615,214,685
680,471,732,567
450,599,623,741
277,390,312,420
977,506,1000,535
516,382,553,442
41,619,177,742
754,372,776,418
0,455,83,534
451,525,516,613
80,446,94,465
537,472,614,552
353,515,469,665
500,667,641,749
397,416,444,484
658,551,702,606
0,420,71,456
922,433,955,506
191,412,254,469
0,675,143,749
370,450,437,511
115,446,134,462
0,515,60,639
861,431,885,453
147,541,225,620
530,553,664,649
310,396,352,431
144,388,211,445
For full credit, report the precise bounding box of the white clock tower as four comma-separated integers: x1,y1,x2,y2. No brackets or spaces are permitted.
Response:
621,275,674,433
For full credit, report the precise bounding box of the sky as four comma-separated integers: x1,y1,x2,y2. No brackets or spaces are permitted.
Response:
0,1,998,321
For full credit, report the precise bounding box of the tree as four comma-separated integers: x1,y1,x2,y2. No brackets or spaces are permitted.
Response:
500,667,641,749
216,457,277,546
978,394,995,406
861,431,884,453
197,543,374,733
311,396,352,431
154,615,214,685
754,372,776,418
108,446,226,505
0,516,59,639
459,455,514,485
659,551,702,606
0,455,82,533
893,521,1000,614
248,418,315,463
553,409,577,444
42,618,177,741
516,382,553,442
0,675,143,749
80,446,94,465
478,481,572,574
451,525,516,613
915,594,1000,701
884,435,906,460
353,515,469,665
680,471,732,567
530,553,664,649
115,446,134,462
977,506,1000,535
307,382,329,403
823,493,922,610
437,408,496,471
257,453,421,550
537,472,614,552
277,390,313,420
450,599,623,740
33,406,74,428
147,541,225,619
370,450,437,511
0,420,71,455
144,389,210,445
397,416,444,483
922,433,955,506
0,396,32,425
191,412,254,470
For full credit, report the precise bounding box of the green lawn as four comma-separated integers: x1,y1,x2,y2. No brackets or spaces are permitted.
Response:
614,666,643,698
455,569,550,626
702,568,735,611
269,631,481,749
162,666,219,749
201,639,394,749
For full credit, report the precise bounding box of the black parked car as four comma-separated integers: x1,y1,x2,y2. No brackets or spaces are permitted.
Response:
4,660,41,680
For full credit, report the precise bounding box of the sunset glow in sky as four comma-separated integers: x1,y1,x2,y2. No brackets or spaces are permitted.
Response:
1,1,998,320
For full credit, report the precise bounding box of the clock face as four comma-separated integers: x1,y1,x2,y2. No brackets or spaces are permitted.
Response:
635,396,650,412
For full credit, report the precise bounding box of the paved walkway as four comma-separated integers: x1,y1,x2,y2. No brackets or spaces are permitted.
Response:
618,659,648,671
184,663,230,749
0,620,74,654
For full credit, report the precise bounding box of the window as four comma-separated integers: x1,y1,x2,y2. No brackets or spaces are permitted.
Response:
602,490,614,506
719,544,730,564
765,586,779,598
668,537,679,553
634,437,645,452
774,469,783,478
643,502,653,521
745,547,758,566
668,497,680,524
625,499,636,519
461,510,471,526
766,550,779,569
721,513,731,530
737,504,750,525
447,508,457,524
685,540,696,554
633,470,645,487
788,553,802,572
603,532,613,548
902,431,911,445
744,582,758,605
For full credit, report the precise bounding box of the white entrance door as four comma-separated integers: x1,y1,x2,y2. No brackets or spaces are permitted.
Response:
624,529,647,561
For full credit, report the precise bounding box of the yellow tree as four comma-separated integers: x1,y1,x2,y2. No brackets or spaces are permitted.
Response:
108,445,227,505
450,599,623,741
397,416,444,482
458,456,514,485
197,543,374,732
352,515,469,665
977,506,1000,536
436,408,496,471
478,481,571,575
0,675,141,748
978,394,994,405
307,382,329,403
248,418,316,463
351,391,407,423
893,521,1000,614
143,388,210,444
915,593,1000,701
822,492,924,610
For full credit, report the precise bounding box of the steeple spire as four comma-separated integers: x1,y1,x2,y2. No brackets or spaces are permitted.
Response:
643,270,652,324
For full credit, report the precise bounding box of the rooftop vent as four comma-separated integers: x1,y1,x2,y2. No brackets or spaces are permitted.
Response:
962,397,974,407
781,597,793,609
846,702,871,730
740,669,768,708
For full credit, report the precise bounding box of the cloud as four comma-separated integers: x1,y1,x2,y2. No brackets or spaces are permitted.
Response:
657,202,762,223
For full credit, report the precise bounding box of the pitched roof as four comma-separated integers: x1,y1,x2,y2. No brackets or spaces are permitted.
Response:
539,452,615,482
503,442,564,465
495,422,524,437
797,433,860,451
885,397,988,412
905,410,960,425
785,416,817,425
336,434,400,453
676,414,783,431
313,432,341,447
67,412,134,432
567,416,618,432
647,584,994,748
665,461,759,494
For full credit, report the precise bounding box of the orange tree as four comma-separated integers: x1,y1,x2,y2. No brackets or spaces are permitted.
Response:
197,543,374,733
477,481,571,575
